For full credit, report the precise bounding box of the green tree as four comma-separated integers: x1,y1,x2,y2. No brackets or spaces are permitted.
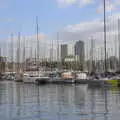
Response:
0,56,6,73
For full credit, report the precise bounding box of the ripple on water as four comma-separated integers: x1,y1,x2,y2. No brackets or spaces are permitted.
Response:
0,82,120,120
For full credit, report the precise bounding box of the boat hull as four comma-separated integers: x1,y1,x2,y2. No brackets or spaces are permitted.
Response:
75,79,88,84
35,77,49,85
62,78,75,84
88,78,120,87
23,77,36,83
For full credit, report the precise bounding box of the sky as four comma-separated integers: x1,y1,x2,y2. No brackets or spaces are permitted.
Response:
0,0,102,37
0,0,120,59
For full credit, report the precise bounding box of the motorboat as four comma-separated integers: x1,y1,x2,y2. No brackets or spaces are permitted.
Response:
35,72,50,85
75,71,88,83
61,71,75,83
14,73,23,82
22,73,37,83
1,72,16,81
47,71,61,83
23,71,49,84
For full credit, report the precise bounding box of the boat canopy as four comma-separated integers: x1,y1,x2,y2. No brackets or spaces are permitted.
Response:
61,72,74,79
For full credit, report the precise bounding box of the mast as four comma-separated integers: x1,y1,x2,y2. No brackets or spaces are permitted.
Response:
118,18,120,70
102,1,109,115
36,16,39,73
114,16,117,71
10,34,14,73
22,37,26,73
0,43,1,73
35,49,37,67
100,47,103,72
49,41,51,70
17,32,21,73
43,37,46,71
51,39,53,71
0,44,1,57
103,0,107,73
52,40,53,62
30,45,33,74
57,32,59,70
90,36,95,73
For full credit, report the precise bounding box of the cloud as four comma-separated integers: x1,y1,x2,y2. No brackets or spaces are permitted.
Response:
56,0,93,7
59,12,120,57
79,0,94,6
0,18,13,22
56,0,120,13
97,0,117,13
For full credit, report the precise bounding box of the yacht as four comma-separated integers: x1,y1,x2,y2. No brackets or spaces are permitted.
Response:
14,73,23,82
35,72,50,85
23,71,49,84
61,71,75,83
23,73,37,83
75,71,88,83
47,71,61,83
2,72,16,81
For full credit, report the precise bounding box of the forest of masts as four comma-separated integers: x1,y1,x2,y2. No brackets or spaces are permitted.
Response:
0,16,120,74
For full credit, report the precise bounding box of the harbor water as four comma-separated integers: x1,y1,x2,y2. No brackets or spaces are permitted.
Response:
0,81,120,120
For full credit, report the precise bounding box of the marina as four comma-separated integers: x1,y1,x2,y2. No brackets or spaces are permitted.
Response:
1,0,120,119
1,71,120,88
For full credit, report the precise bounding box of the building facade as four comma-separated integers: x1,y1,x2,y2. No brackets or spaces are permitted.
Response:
61,44,68,61
74,40,85,69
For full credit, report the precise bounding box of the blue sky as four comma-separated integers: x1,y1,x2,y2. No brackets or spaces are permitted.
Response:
0,0,105,39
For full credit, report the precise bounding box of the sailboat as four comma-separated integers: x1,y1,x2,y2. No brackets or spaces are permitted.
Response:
22,16,49,84
47,32,62,83
88,0,119,87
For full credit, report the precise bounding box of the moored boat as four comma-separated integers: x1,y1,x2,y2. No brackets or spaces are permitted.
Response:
14,73,23,82
47,71,61,83
23,71,49,84
88,73,120,87
75,71,88,84
61,71,75,83
35,72,50,85
23,73,37,83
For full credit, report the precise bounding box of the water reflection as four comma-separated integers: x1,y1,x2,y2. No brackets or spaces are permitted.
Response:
0,82,120,120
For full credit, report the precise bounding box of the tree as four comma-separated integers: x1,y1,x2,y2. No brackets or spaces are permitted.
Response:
0,56,6,73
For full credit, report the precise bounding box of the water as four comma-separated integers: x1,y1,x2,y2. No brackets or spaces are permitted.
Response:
0,81,120,120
